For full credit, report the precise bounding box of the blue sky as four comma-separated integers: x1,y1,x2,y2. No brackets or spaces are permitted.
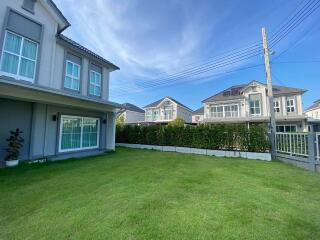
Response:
55,0,320,110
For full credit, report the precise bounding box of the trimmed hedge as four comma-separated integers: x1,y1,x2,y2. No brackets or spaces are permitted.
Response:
116,123,270,153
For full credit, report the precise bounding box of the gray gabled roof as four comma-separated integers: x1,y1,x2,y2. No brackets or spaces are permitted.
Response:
122,103,145,113
56,34,120,70
144,96,193,112
202,81,306,103
305,99,320,112
193,107,204,115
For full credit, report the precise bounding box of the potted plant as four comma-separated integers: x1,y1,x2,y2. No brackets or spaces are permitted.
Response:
5,128,24,167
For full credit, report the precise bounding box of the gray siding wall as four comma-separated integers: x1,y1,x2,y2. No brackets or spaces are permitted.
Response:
0,98,32,160
31,104,108,158
0,0,112,102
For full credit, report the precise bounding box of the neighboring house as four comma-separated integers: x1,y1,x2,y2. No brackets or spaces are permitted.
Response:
304,99,320,132
117,103,145,124
304,99,320,119
144,96,193,123
192,107,204,124
202,80,307,132
0,0,122,162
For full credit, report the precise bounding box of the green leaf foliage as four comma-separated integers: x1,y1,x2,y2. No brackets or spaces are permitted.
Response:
116,123,270,152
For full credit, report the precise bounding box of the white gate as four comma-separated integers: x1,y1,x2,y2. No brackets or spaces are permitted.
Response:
275,132,309,158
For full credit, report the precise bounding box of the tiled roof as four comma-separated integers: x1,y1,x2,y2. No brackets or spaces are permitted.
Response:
123,103,145,113
144,96,193,111
202,81,306,103
193,107,204,115
56,34,120,70
305,99,320,112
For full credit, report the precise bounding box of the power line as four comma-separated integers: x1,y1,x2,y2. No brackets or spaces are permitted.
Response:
111,63,264,97
111,0,320,95
270,0,320,47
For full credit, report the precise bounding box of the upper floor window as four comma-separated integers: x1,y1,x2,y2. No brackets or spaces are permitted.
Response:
164,106,173,120
224,105,239,117
249,94,261,116
89,70,101,97
287,98,295,113
274,100,280,113
64,60,80,91
0,31,38,82
152,110,159,121
250,100,261,116
146,110,152,121
210,106,223,118
22,0,36,13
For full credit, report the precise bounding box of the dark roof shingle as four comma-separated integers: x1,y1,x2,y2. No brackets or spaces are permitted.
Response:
193,107,204,115
56,34,119,70
123,103,145,113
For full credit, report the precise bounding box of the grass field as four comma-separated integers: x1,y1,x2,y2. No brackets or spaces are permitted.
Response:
1,147,320,240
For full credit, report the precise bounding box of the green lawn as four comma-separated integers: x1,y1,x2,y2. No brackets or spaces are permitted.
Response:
1,148,320,240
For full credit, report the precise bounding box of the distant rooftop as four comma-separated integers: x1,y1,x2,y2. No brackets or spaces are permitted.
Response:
122,103,145,113
144,96,193,112
202,80,306,103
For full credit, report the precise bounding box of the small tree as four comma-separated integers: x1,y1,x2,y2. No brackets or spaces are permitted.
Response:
168,117,184,127
5,129,24,161
116,115,125,127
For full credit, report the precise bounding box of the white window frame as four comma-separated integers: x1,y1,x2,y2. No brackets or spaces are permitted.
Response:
65,60,81,91
286,97,295,113
89,70,102,97
210,104,239,118
0,30,38,82
250,100,261,116
276,124,297,133
152,109,160,121
164,106,173,120
58,115,100,153
274,100,280,113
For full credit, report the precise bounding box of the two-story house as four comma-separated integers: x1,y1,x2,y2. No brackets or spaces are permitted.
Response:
202,80,307,132
117,103,145,124
144,96,193,123
0,0,122,162
304,99,320,120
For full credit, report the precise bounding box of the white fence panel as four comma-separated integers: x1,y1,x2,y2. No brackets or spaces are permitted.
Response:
275,132,309,158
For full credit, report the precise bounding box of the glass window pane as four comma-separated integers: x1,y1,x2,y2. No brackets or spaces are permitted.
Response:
19,58,35,79
89,85,94,95
1,52,19,74
95,86,101,96
66,62,73,75
64,76,72,88
72,79,80,90
22,39,37,60
73,65,79,78
4,32,22,54
96,74,101,85
61,118,81,150
90,71,95,83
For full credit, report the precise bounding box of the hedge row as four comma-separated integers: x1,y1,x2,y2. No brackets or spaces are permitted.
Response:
116,123,270,153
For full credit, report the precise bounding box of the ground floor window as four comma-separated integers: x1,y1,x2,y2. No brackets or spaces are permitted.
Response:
59,115,100,152
276,125,297,133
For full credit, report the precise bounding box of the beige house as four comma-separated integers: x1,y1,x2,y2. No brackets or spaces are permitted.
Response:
202,80,307,132
304,99,320,120
117,103,145,124
144,97,193,123
192,107,204,124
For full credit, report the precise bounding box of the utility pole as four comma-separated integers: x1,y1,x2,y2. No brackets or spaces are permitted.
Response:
262,27,276,159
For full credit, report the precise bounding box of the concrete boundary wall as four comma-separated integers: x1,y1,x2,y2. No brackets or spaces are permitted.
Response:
116,143,271,161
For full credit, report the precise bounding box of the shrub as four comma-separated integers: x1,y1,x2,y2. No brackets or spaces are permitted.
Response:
116,123,270,152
